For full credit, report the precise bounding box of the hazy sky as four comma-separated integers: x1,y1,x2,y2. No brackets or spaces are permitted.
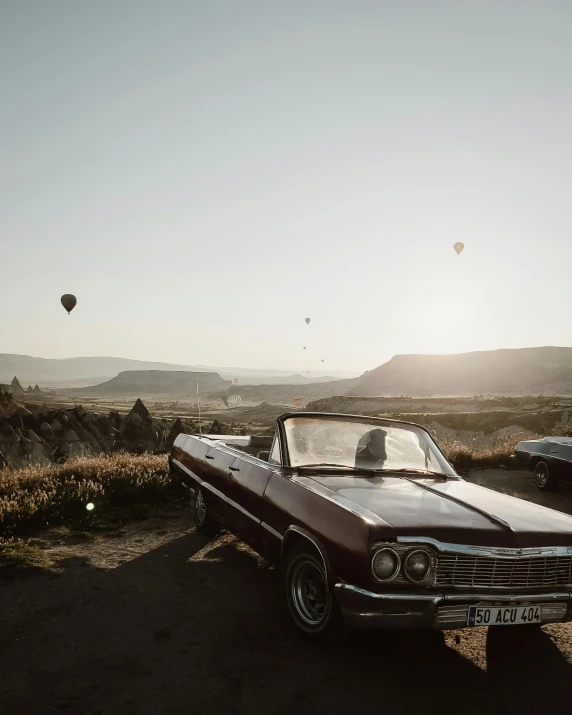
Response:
2,1,572,373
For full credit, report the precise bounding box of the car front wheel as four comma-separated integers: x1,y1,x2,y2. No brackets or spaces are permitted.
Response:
284,542,342,641
193,487,221,536
534,460,558,491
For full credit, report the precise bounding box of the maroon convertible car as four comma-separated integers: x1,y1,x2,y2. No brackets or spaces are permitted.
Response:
169,412,572,639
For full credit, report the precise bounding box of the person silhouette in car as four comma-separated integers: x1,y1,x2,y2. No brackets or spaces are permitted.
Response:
355,428,388,469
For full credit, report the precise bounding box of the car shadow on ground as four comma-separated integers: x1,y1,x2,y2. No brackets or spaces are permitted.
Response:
1,528,572,715
486,624,572,715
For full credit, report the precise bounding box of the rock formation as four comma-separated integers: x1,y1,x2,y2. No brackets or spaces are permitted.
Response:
208,419,227,434
166,418,188,449
119,398,166,454
0,388,16,415
11,376,24,393
0,398,174,469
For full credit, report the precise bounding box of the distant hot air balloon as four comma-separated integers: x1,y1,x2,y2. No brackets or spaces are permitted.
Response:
233,378,238,384
453,242,464,255
61,294,77,314
321,359,324,363
228,394,242,408
303,346,306,350
305,318,311,325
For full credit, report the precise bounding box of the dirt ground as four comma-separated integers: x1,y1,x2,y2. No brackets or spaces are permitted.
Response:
2,471,572,715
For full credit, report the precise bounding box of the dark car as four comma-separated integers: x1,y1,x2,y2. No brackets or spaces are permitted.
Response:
514,436,572,491
170,412,572,640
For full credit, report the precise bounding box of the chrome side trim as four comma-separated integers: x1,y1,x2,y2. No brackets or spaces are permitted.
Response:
262,522,283,540
174,434,215,453
335,583,441,603
172,459,260,524
230,499,260,524
282,526,330,589
209,442,282,473
201,483,260,524
399,477,513,532
172,459,202,485
396,536,572,558
291,476,393,529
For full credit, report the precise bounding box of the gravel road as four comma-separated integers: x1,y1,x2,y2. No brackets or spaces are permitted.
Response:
2,469,572,715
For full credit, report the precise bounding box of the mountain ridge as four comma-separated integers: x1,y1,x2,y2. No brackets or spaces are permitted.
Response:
61,370,230,396
0,354,356,383
4,347,572,397
347,346,572,397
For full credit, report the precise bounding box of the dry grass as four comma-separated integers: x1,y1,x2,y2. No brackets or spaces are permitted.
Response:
0,453,171,536
0,430,544,538
438,431,540,469
0,537,53,571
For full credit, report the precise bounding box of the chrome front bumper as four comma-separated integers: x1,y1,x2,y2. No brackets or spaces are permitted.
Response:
334,583,572,629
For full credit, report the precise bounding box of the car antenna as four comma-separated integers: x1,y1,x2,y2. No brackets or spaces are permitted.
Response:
196,373,203,439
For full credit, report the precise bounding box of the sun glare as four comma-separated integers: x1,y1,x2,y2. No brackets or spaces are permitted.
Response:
413,292,477,355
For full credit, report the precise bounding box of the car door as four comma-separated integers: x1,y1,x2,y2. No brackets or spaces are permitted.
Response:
548,442,558,458
173,437,232,524
175,434,212,479
223,452,274,551
200,445,241,526
548,442,572,479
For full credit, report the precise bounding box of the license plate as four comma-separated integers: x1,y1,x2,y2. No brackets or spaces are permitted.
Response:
467,604,542,627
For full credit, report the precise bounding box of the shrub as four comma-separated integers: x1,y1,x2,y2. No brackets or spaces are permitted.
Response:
438,431,540,470
0,537,53,570
0,453,171,536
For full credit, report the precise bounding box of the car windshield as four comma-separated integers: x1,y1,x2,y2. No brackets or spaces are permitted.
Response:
283,416,455,476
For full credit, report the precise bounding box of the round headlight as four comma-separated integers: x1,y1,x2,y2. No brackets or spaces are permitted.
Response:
404,550,431,582
372,548,400,581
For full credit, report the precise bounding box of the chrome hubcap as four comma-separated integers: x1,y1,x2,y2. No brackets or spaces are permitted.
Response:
196,489,207,523
536,464,548,487
291,559,328,625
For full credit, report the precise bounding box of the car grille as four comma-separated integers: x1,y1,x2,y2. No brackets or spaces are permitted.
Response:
435,554,572,589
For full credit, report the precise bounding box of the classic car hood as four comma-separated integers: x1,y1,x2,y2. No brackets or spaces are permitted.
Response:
302,474,572,548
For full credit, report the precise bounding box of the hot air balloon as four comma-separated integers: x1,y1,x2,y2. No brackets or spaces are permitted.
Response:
453,242,464,255
233,378,238,384
228,394,242,408
61,294,77,314
321,359,324,363
303,346,306,350
305,318,311,325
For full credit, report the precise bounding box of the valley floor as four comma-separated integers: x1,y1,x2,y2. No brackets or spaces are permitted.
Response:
2,470,572,715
